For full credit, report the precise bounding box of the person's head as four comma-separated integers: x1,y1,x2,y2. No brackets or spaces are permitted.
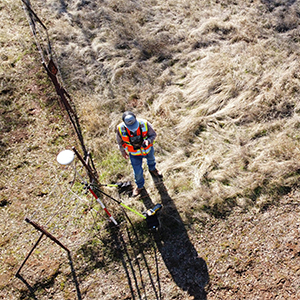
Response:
122,111,139,132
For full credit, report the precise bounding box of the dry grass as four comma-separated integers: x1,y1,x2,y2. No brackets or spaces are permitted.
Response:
2,0,300,299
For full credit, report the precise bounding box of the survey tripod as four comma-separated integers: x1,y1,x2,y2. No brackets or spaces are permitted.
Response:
71,147,162,229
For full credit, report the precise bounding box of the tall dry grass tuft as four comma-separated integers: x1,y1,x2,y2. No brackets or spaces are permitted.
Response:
30,0,300,217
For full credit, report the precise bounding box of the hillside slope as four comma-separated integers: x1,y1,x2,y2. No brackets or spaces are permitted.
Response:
30,0,300,215
1,0,300,299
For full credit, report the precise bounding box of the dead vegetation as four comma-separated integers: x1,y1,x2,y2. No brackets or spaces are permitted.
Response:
1,0,300,299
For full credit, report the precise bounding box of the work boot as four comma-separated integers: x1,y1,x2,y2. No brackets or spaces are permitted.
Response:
149,169,163,179
132,186,143,197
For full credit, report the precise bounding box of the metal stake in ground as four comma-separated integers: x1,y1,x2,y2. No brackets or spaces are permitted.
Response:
15,218,70,277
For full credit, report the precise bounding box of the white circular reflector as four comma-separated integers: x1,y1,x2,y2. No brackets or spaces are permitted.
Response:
57,150,75,165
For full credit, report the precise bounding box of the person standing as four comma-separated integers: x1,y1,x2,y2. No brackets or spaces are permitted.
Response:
116,111,162,197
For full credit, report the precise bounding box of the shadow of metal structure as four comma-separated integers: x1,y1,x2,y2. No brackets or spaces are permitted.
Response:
109,214,162,300
15,274,38,300
142,182,209,300
16,259,82,300
67,252,83,300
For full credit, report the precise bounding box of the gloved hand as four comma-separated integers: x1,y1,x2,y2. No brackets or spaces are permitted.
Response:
142,140,149,148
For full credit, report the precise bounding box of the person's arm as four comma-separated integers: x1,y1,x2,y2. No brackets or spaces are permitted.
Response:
116,129,129,159
146,122,157,145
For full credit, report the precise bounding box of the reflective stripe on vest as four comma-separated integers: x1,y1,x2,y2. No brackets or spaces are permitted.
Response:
118,119,153,156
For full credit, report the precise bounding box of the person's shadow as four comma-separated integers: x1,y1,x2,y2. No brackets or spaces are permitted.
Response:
142,180,209,300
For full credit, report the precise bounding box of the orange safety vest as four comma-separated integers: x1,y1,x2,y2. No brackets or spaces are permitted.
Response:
118,119,153,156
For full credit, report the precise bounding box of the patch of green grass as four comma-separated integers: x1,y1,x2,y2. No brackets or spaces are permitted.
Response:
98,150,129,182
